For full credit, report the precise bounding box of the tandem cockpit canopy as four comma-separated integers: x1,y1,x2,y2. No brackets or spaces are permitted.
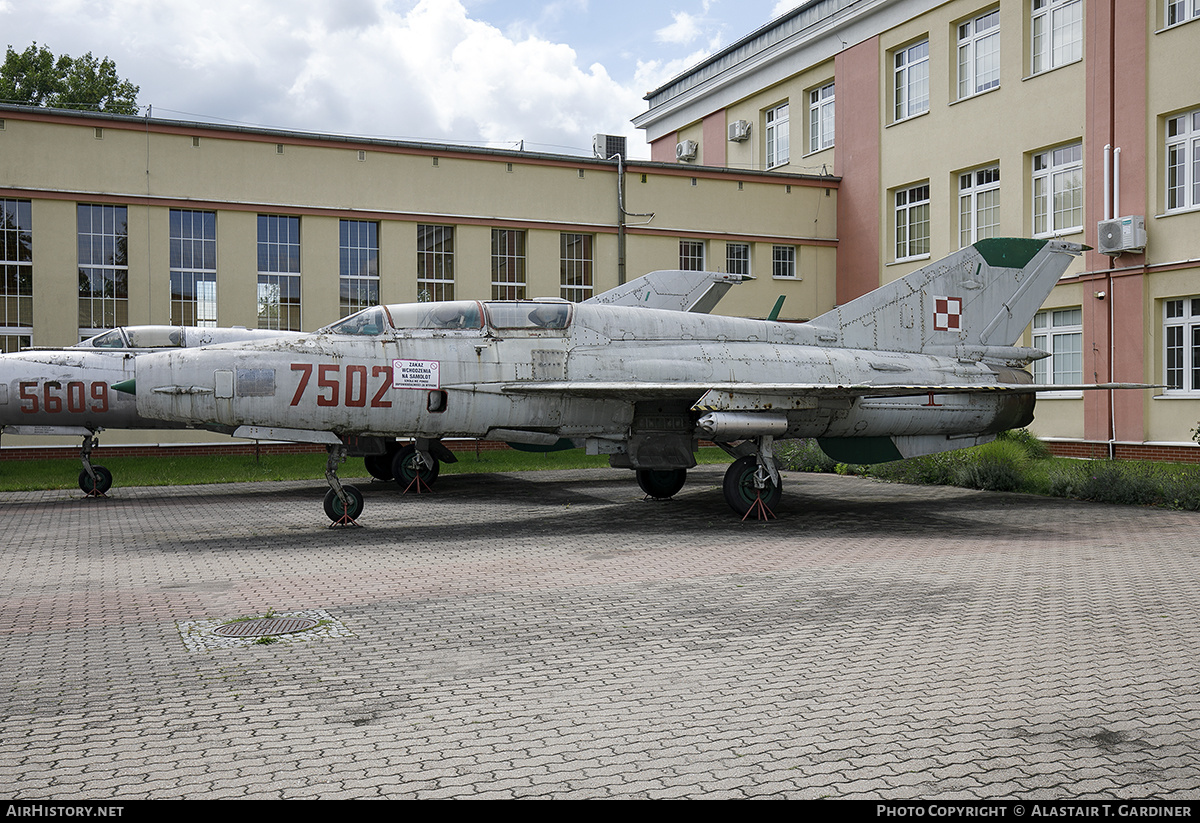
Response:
322,300,572,336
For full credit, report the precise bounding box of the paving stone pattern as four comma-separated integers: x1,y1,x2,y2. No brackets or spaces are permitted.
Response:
2,466,1198,799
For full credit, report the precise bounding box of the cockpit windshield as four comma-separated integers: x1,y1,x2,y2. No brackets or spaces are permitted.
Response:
389,301,484,331
79,327,184,349
322,306,391,336
82,329,128,348
485,302,571,330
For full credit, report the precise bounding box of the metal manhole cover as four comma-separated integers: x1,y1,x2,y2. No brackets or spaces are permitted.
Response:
213,617,319,637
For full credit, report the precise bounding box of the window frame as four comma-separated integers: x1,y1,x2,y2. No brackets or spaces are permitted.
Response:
957,8,1000,100
1166,109,1200,213
893,40,930,122
1163,297,1200,394
808,83,834,153
765,102,790,169
1032,307,1083,397
77,203,130,338
679,239,706,271
1165,0,1200,27
560,233,593,302
772,245,797,279
1032,142,1083,237
958,165,1001,248
895,182,931,262
256,214,301,331
170,209,218,327
1,198,33,352
726,242,750,276
417,224,455,303
339,219,379,318
1031,0,1082,75
491,228,527,301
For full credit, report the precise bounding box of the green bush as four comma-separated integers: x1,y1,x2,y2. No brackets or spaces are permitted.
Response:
952,439,1028,492
996,428,1052,460
776,439,838,473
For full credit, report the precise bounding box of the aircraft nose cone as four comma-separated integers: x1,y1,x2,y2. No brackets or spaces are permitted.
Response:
112,379,136,395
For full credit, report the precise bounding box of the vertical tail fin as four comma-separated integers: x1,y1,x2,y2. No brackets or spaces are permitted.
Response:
805,239,1084,354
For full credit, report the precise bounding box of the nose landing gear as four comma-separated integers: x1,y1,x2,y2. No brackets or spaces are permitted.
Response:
324,444,363,526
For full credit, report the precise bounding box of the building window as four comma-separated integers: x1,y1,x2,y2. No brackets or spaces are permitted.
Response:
726,242,750,276
765,103,789,168
958,9,999,99
1166,0,1200,26
77,204,129,336
959,165,1001,247
679,240,705,271
1164,298,1200,392
560,233,593,302
1033,308,1083,389
1031,0,1082,74
340,220,379,317
257,214,301,331
1,198,33,353
417,224,454,302
895,183,930,261
894,40,930,121
1166,109,1200,212
1033,143,1083,236
808,83,834,153
491,229,526,300
772,245,797,279
170,209,217,327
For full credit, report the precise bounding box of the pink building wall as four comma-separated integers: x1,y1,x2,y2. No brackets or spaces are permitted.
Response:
834,36,882,304
1083,0,1148,443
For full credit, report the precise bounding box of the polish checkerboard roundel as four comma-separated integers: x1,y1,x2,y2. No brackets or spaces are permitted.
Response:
934,296,962,331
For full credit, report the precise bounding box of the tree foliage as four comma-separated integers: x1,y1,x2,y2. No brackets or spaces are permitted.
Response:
0,43,139,115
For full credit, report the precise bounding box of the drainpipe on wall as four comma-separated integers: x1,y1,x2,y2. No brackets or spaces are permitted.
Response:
610,151,655,285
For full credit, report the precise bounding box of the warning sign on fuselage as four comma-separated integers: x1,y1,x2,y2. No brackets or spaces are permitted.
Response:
393,359,440,390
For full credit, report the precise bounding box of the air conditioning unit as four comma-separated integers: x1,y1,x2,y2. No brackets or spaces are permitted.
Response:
728,120,751,142
593,133,627,160
1097,215,1147,256
676,140,698,162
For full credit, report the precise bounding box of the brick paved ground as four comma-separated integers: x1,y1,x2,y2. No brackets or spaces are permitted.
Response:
1,466,1198,799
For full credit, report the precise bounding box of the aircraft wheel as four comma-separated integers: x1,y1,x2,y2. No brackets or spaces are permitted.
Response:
324,485,365,522
636,468,687,499
393,444,440,488
722,455,781,516
78,466,113,495
364,453,394,481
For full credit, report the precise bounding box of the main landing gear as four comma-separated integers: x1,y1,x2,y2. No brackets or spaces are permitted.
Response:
718,437,782,520
362,440,448,493
78,432,113,496
323,444,364,526
636,468,688,499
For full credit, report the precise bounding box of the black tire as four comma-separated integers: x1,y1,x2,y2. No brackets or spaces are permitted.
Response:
324,485,365,522
392,444,440,488
722,455,782,516
363,453,394,481
636,468,688,499
78,466,113,495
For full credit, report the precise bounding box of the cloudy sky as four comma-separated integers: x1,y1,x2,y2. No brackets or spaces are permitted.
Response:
1,0,800,158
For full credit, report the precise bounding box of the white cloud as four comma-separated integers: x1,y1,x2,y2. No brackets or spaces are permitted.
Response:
771,1,799,20
655,11,703,45
1,0,651,156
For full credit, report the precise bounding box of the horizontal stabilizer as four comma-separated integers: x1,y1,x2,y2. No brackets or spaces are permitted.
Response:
584,270,751,313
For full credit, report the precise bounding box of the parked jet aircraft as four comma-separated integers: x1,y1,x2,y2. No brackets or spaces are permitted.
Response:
121,238,1143,523
1,270,748,493
0,326,305,493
